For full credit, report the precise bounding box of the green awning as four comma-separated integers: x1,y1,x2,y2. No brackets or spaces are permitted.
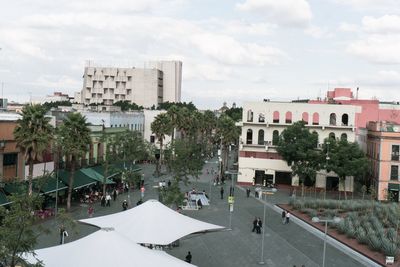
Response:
58,169,97,190
0,191,10,206
33,175,68,194
113,162,142,172
389,183,400,191
80,168,114,184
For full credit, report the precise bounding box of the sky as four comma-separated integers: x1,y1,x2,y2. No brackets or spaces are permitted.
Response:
0,0,400,109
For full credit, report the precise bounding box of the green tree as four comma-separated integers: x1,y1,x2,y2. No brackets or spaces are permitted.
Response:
324,138,369,200
113,100,143,111
151,113,172,176
200,110,217,158
42,101,72,111
14,104,54,195
0,192,45,267
56,113,91,211
277,121,321,197
216,114,240,177
224,107,243,122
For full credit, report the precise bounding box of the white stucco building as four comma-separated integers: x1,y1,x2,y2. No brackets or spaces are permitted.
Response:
143,110,172,150
78,61,182,108
237,101,362,192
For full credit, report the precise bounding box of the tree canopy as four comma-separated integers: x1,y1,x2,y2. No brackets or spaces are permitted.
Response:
113,100,143,111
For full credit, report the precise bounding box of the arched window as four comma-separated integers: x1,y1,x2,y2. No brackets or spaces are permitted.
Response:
312,131,319,148
272,130,279,145
258,130,264,145
247,110,253,122
329,113,337,126
302,112,309,124
341,133,347,141
342,114,349,126
285,111,292,124
246,129,253,144
273,111,280,123
258,113,265,123
312,112,319,125
329,132,336,140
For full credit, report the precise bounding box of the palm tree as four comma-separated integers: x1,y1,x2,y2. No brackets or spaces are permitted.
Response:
57,113,91,211
151,113,172,176
14,104,54,195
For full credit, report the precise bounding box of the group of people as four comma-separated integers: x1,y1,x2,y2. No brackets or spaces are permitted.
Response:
252,217,263,234
281,210,291,224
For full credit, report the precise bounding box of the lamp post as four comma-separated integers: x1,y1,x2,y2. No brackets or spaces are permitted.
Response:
205,160,219,203
311,216,341,267
0,139,6,182
324,141,330,200
259,190,274,265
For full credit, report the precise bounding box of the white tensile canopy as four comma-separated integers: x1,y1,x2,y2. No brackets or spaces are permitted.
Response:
79,199,224,245
25,229,195,267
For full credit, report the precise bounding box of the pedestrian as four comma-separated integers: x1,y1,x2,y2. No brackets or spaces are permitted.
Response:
105,193,111,207
206,168,209,175
122,200,128,211
100,195,106,207
185,251,192,263
141,185,145,199
229,186,234,196
168,180,171,187
88,204,94,217
281,210,286,224
257,218,263,234
246,188,251,198
59,224,68,244
137,199,143,206
252,217,257,232
220,187,224,199
286,212,291,224
113,189,117,201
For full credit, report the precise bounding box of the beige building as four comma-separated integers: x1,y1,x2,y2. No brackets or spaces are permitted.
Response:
78,61,182,108
237,101,361,192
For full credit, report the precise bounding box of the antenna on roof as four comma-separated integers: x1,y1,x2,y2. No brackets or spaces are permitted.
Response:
356,87,359,100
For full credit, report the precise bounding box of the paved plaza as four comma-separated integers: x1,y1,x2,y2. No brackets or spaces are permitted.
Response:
34,162,372,267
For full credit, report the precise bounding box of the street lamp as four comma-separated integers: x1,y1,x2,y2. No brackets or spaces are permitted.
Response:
205,160,219,203
259,190,274,265
311,216,342,267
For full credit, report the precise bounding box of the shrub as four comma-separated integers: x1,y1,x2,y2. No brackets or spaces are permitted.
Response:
355,227,368,245
381,238,398,257
368,234,383,251
323,209,337,219
337,220,347,234
344,220,356,238
387,228,397,243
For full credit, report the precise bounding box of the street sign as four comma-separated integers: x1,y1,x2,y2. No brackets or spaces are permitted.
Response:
229,203,234,212
265,192,274,195
228,196,234,204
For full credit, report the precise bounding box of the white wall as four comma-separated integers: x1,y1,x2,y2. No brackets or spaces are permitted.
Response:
25,162,55,179
143,110,172,149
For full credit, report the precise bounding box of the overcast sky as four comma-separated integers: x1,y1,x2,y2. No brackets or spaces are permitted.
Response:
1,0,400,109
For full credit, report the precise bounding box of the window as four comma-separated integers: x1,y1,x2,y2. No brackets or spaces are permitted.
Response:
246,129,253,144
272,130,279,146
285,111,292,124
342,114,349,126
273,111,279,123
312,112,319,125
3,153,17,166
302,112,309,124
258,130,264,145
258,114,265,123
392,145,399,161
312,131,319,148
340,133,347,141
150,136,155,143
247,110,253,122
329,113,336,126
329,132,336,140
391,165,398,180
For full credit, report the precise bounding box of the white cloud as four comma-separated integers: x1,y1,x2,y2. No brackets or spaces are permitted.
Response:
362,15,400,34
338,22,360,33
236,0,312,27
333,0,400,11
304,25,334,38
204,19,276,36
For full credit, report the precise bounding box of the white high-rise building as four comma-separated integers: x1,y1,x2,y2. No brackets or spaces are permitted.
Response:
78,61,182,108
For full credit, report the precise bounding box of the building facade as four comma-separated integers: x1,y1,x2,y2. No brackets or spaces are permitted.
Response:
78,61,182,108
237,101,361,191
367,121,400,201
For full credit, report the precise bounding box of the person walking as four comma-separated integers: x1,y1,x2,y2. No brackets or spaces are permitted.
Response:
59,224,68,244
252,217,257,232
88,204,94,217
113,189,117,201
281,210,286,224
246,188,251,198
100,195,106,207
185,251,192,263
285,212,291,224
105,193,111,207
122,200,128,211
141,185,145,199
220,187,224,199
257,218,262,234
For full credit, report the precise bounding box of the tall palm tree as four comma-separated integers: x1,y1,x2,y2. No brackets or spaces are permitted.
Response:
57,113,91,211
14,104,54,195
151,113,172,176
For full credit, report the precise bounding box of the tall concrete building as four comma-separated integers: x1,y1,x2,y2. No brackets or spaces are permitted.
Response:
78,61,182,108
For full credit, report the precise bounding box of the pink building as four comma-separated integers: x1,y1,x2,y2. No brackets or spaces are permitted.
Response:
367,121,400,201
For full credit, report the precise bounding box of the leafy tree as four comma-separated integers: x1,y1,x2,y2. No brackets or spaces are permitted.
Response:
277,121,321,197
56,113,91,211
224,107,243,122
158,101,197,112
324,138,369,200
14,104,54,195
42,101,72,111
151,113,172,176
159,181,184,208
113,100,143,111
0,192,45,267
216,114,240,177
200,110,217,158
